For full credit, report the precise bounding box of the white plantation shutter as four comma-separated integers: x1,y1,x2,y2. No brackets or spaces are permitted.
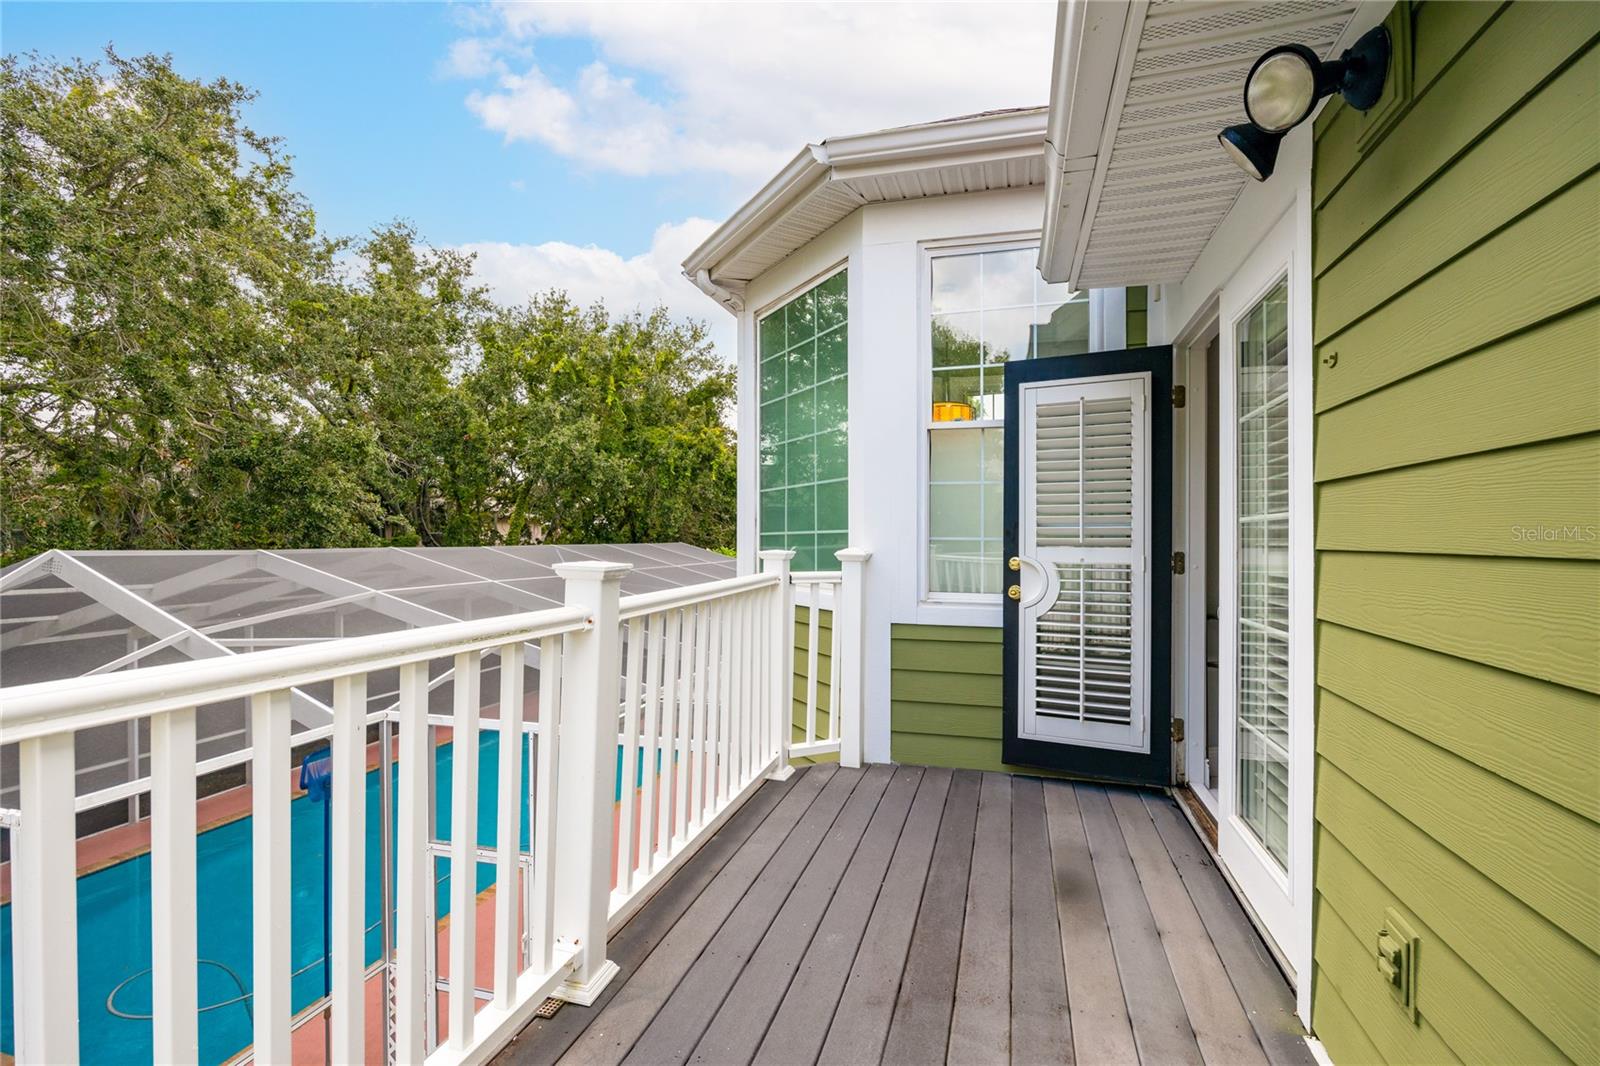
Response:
1020,376,1150,752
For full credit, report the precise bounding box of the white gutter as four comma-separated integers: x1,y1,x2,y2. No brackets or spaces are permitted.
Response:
691,269,744,313
680,144,831,312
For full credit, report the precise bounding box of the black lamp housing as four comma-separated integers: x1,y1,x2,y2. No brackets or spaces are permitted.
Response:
1218,25,1391,181
1217,123,1281,183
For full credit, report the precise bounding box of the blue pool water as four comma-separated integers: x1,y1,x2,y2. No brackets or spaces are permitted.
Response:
0,731,591,1064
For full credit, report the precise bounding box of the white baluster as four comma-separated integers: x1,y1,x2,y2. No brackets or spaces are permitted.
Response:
330,673,367,1063
395,663,430,1062
251,690,293,1065
527,636,562,973
14,733,79,1065
690,604,711,828
805,593,821,748
617,618,643,896
657,608,680,863
639,614,662,875
449,650,481,1049
494,642,525,1009
673,608,693,845
718,598,733,805
151,706,198,1065
550,561,628,1003
828,586,843,742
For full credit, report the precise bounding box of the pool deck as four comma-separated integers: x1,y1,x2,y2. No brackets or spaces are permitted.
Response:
490,763,1316,1066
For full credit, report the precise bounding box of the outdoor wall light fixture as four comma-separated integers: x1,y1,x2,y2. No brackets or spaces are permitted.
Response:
1218,25,1391,181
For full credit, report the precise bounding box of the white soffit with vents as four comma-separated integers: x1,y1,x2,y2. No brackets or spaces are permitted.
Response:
683,108,1049,312
1039,0,1360,290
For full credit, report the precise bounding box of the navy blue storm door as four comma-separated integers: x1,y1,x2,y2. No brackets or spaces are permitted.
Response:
1001,347,1174,786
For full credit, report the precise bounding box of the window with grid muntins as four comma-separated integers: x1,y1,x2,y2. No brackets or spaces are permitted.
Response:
758,270,847,572
927,246,1092,597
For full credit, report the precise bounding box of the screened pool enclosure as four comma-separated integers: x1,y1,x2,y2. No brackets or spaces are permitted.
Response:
0,544,735,833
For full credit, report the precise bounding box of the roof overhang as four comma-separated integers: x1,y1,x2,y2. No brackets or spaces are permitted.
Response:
1039,0,1361,289
683,109,1049,312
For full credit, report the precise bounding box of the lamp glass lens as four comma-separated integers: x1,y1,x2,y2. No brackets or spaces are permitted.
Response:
1219,133,1265,181
1247,52,1317,132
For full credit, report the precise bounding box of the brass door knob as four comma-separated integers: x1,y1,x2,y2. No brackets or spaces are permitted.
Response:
1007,585,1021,600
1008,556,1021,571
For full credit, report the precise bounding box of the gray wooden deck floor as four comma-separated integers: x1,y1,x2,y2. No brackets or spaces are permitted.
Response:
495,764,1315,1066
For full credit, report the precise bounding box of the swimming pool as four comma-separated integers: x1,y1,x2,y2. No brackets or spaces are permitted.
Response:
0,731,541,1064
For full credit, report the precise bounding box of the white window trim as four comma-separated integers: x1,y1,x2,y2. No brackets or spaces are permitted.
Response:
912,235,1115,626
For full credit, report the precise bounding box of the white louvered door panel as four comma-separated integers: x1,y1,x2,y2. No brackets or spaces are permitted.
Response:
1019,374,1150,752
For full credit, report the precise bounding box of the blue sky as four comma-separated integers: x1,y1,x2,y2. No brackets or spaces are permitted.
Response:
3,2,1057,357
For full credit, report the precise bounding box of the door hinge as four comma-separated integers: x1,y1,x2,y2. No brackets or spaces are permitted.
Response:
1171,551,1186,575
1172,718,1185,742
1172,385,1187,408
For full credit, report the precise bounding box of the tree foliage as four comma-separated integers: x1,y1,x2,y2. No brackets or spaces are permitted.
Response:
0,50,735,564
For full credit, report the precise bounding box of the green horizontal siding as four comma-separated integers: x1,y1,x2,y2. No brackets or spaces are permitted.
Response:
889,623,1087,778
1126,285,1149,347
791,605,836,765
1310,3,1600,1063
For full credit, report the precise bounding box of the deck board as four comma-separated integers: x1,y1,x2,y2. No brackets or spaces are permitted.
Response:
880,768,980,1065
1011,777,1073,1064
1043,779,1139,1066
621,766,865,1065
555,765,837,1065
812,767,952,1066
1142,792,1319,1066
498,769,800,1066
1109,787,1268,1065
948,772,1013,1062
499,766,1311,1066
754,765,924,1065
690,764,895,1064
1075,785,1205,1066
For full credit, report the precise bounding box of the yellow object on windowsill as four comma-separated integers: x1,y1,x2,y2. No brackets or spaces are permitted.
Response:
931,402,974,422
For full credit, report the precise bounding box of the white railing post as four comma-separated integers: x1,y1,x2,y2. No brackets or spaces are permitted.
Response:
834,549,872,769
759,550,796,779
14,733,78,1065
551,561,629,1004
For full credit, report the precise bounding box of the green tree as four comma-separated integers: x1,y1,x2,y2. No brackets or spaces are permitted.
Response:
0,49,385,555
0,49,737,564
470,294,736,546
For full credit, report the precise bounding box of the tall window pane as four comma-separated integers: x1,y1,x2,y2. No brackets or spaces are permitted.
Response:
927,247,1091,595
1235,276,1290,869
759,270,847,571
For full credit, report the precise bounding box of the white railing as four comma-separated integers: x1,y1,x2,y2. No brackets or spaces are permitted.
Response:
0,551,869,1066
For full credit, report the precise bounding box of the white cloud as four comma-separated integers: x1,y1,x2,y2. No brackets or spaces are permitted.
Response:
448,1,1056,182
437,37,508,79
458,216,735,360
